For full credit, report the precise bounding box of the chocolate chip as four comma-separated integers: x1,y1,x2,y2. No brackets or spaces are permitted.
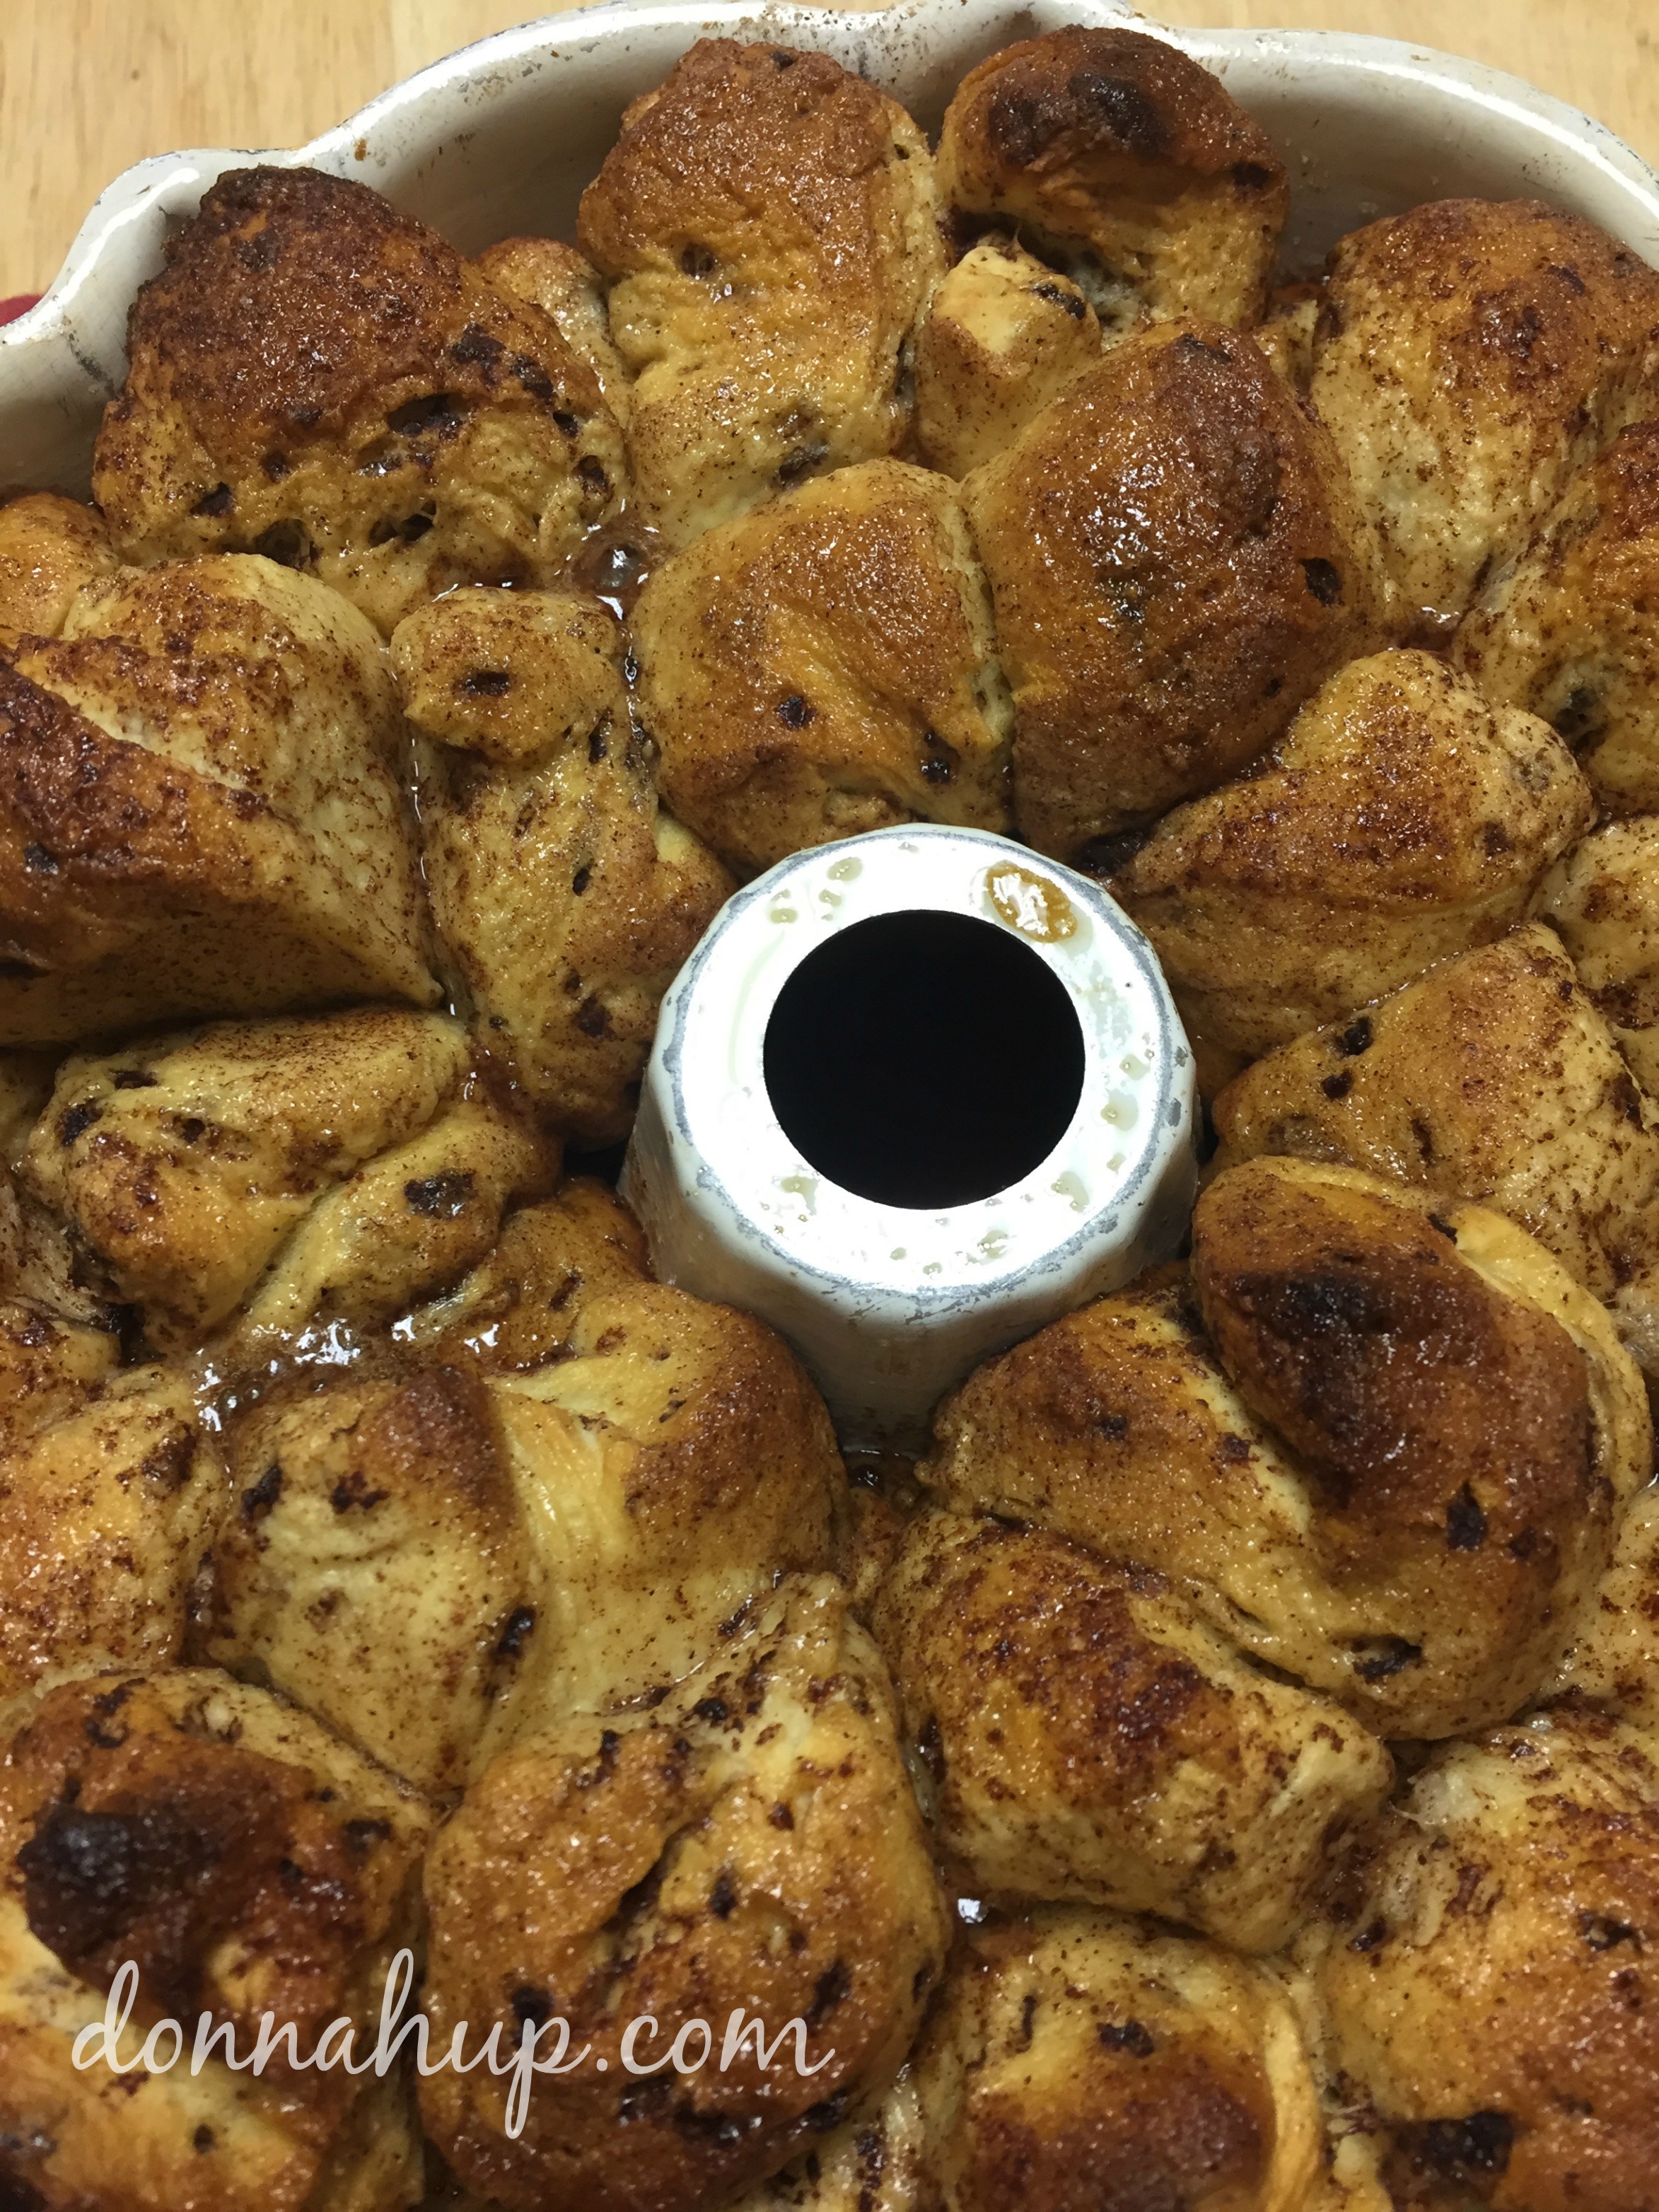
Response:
404,1170,476,1217
1031,279,1087,320
1446,1484,1487,1552
1302,557,1343,605
388,392,464,436
494,1606,537,1661
242,1463,283,1520
57,1102,100,1146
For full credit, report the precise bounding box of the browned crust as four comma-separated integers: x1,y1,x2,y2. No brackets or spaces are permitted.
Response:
962,2051,1267,2212
937,26,1289,330
4,1673,426,2112
948,25,1286,194
111,165,603,464
92,168,620,631
579,40,918,283
1322,197,1659,404
420,1592,946,2211
0,662,436,1037
1320,1713,1659,2212
963,321,1384,858
1193,1160,1592,1573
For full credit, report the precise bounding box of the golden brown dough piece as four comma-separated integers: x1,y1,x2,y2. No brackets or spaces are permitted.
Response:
716,2075,931,2212
0,554,436,1044
1312,1708,1659,2212
936,27,1289,336
0,1295,116,1453
0,1669,430,2212
1210,924,1659,1349
475,235,632,421
913,238,1101,477
872,1509,1390,1952
1539,817,1659,1095
1112,650,1593,1073
1310,198,1659,625
1255,281,1322,395
420,1578,949,2211
962,320,1388,862
922,1158,1649,1740
578,40,943,547
211,1231,844,1786
395,588,731,1142
1544,1480,1659,1735
210,1363,537,1795
631,459,1012,873
0,494,116,635
20,1008,553,1359
1454,421,1659,813
93,166,624,636
913,1907,1324,2212
475,1279,844,1716
0,1356,225,1718
398,1176,649,1373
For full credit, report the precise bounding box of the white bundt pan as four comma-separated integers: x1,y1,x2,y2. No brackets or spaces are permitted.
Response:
6,0,1659,498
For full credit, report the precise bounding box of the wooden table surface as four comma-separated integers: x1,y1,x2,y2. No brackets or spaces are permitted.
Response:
4,1,1659,298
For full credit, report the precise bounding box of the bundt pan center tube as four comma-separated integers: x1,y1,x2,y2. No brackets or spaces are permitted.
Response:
622,826,1196,1445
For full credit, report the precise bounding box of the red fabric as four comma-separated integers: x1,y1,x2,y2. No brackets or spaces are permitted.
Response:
0,295,41,326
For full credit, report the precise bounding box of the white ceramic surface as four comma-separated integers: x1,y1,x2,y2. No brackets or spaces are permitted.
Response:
622,828,1197,1446
6,0,1659,498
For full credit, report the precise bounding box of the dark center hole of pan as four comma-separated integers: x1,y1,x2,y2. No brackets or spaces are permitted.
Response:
764,910,1085,1211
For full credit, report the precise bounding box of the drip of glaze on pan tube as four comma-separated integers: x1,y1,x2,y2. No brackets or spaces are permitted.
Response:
621,824,1197,1450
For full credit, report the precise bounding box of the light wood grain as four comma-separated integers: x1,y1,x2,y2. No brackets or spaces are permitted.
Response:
4,1,1659,298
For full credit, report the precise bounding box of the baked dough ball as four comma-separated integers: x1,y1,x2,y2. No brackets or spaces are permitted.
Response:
211,1247,843,1786
395,588,731,1143
21,1008,553,1358
93,166,624,637
1309,198,1659,625
1539,817,1659,1095
0,494,116,636
1112,650,1594,1074
420,1577,949,2211
1255,281,1322,395
913,238,1101,478
961,320,1388,861
0,1358,225,1718
913,1907,1324,2212
475,236,632,421
209,1362,537,1795
1545,1479,1659,1735
577,40,943,547
872,1509,1390,1952
922,1158,1649,1739
399,1175,649,1372
1313,1708,1659,2212
936,28,1290,335
1454,421,1659,813
0,1295,117,1452
1210,924,1659,1352
477,1277,843,1716
0,1669,430,2212
716,2073,931,2212
631,460,1012,873
0,554,436,1044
